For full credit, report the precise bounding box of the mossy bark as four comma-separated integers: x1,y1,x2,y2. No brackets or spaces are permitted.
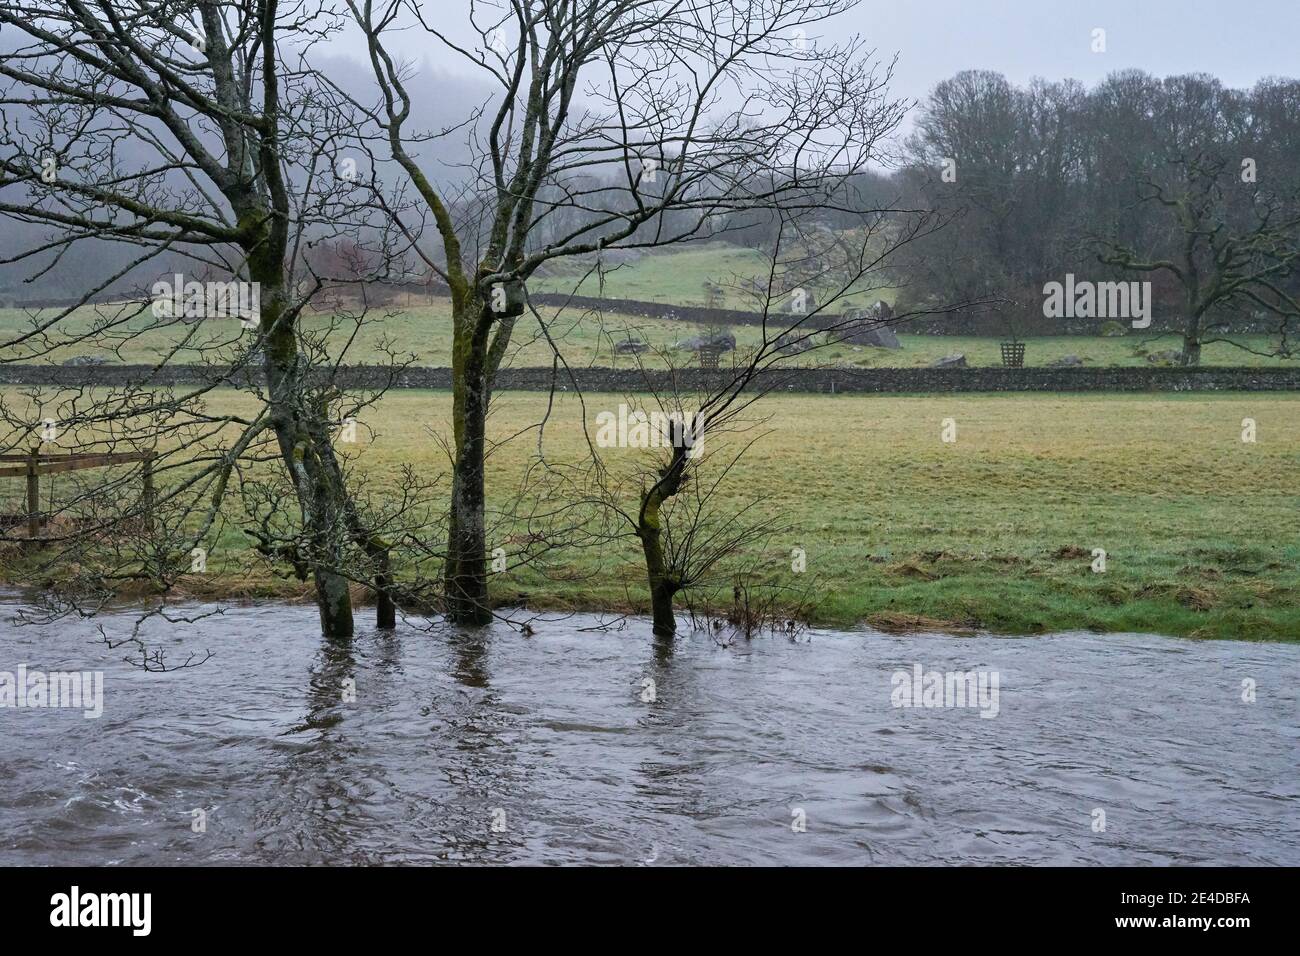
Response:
636,451,689,637
247,218,355,641
444,296,494,625
638,497,679,637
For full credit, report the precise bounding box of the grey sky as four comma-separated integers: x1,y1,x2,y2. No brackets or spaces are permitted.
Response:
369,0,1297,102
861,0,1298,105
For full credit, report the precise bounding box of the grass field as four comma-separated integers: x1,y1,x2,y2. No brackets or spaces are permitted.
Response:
4,388,1295,640
529,242,781,305
1,298,1293,370
5,243,1296,369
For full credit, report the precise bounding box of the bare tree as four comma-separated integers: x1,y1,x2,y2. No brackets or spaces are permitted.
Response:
1098,152,1300,365
0,0,408,639
344,0,909,623
552,207,955,636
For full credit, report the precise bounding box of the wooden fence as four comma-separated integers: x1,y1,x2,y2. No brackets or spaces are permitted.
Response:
0,450,154,539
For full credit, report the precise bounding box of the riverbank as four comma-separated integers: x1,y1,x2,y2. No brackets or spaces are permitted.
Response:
82,549,1300,641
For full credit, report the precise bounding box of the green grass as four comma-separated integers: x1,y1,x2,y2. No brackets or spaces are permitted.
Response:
4,389,1295,641
529,241,779,305
528,240,899,312
3,243,1295,368
475,391,1300,640
1,298,1293,371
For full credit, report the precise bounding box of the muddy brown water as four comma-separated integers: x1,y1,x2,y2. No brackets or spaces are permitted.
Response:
1,599,1296,865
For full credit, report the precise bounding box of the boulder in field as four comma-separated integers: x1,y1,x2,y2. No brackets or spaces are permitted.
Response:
62,355,108,367
833,307,901,348
674,330,736,353
772,329,815,354
1048,354,1083,367
930,353,967,369
850,324,901,349
1146,349,1183,365
614,339,649,355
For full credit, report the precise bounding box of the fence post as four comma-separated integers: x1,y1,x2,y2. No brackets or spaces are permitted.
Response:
375,547,396,630
25,448,40,541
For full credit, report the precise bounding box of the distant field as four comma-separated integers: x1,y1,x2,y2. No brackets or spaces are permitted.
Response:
2,388,1296,640
0,300,1294,370
4,242,1296,370
529,242,782,305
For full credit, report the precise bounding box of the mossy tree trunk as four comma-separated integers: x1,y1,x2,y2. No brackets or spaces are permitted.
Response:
444,295,493,624
636,450,690,637
246,213,355,641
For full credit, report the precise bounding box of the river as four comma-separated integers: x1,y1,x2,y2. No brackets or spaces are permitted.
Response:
1,599,1296,865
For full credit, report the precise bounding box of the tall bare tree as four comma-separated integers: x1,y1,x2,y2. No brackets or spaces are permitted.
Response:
0,0,399,638
345,0,908,623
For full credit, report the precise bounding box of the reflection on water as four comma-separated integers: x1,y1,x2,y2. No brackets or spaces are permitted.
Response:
0,599,1297,865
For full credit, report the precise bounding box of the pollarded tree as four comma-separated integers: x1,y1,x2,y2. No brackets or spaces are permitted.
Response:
556,204,954,637
0,0,399,638
346,0,909,623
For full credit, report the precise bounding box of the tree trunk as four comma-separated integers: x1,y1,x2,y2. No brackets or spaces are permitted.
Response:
638,493,678,637
347,523,396,630
278,413,356,642
250,244,355,641
444,299,492,625
445,404,490,623
1180,287,1204,367
373,547,397,629
313,565,355,641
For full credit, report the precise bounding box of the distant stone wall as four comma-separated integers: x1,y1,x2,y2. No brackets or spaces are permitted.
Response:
6,285,1276,336
498,365,1300,393
3,363,1297,393
527,292,775,327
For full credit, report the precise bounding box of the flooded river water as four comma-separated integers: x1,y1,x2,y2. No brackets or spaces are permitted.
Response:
1,600,1296,865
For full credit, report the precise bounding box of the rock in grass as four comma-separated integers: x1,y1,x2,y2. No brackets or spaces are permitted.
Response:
674,330,736,352
842,323,901,349
1146,349,1183,365
930,353,966,368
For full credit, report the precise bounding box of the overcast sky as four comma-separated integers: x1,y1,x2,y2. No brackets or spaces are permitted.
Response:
859,0,1299,105
366,0,1298,105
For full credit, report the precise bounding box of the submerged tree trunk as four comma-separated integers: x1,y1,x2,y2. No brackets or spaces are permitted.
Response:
373,548,397,629
337,466,397,630
444,297,492,625
446,441,489,624
638,505,679,637
249,236,356,641
636,454,688,637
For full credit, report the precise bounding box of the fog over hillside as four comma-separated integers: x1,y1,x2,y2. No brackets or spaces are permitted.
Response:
0,43,493,300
